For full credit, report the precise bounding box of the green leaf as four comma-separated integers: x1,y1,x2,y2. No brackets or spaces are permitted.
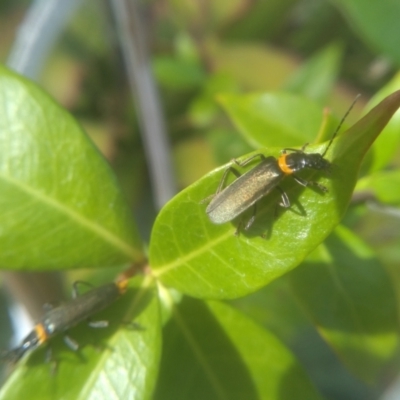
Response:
289,226,399,384
284,43,343,103
150,91,400,299
217,92,338,149
154,296,322,400
0,277,161,400
0,66,144,270
332,0,400,65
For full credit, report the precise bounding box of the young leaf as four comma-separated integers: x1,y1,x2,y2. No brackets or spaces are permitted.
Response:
0,66,144,270
0,277,160,400
150,91,400,299
284,43,343,103
154,297,323,400
217,92,338,148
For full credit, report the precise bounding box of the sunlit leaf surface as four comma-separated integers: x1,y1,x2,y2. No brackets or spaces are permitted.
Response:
0,66,144,270
150,91,400,299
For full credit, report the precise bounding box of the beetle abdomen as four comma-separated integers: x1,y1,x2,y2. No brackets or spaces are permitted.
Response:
207,158,283,224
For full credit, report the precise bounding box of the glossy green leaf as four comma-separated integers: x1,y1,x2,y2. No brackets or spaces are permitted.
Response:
356,169,400,205
217,92,338,149
363,72,400,172
332,0,400,65
289,226,399,383
0,66,144,270
0,277,161,400
150,91,400,299
284,43,343,103
154,297,322,400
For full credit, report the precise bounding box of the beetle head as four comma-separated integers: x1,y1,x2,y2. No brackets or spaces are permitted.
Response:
304,153,331,171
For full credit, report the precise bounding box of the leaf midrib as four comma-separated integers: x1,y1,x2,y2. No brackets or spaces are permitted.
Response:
1,172,141,261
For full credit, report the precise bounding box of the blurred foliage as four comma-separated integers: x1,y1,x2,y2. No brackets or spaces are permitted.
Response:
0,0,400,399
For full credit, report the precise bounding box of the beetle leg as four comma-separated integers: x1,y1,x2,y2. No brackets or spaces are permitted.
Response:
63,335,79,351
45,345,59,375
45,344,52,363
210,166,241,197
220,167,241,190
274,186,290,218
301,142,309,151
234,203,258,235
276,186,290,208
233,153,266,167
203,154,266,205
292,174,328,192
282,143,309,154
244,204,257,231
281,148,300,154
234,219,243,236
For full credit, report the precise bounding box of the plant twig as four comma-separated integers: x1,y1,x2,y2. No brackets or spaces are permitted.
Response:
109,0,176,209
7,0,82,78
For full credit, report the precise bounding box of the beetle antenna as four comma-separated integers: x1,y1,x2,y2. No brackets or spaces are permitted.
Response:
322,94,361,157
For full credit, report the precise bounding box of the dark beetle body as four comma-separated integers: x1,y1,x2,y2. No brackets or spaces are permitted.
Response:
2,280,128,363
206,92,359,228
42,282,122,335
206,148,331,225
205,93,363,228
207,156,281,224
